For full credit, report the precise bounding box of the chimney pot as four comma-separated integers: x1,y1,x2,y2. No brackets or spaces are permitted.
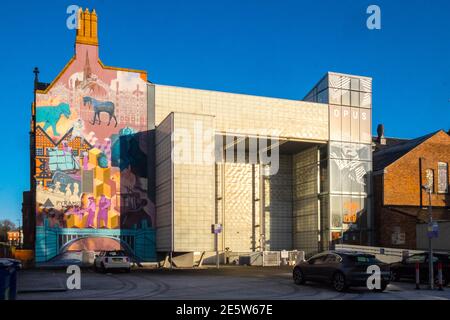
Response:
75,8,99,46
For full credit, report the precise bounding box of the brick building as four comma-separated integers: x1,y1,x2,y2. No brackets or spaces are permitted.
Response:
373,128,450,249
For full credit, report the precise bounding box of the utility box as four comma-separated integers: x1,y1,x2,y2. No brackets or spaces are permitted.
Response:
238,252,263,266
262,251,281,266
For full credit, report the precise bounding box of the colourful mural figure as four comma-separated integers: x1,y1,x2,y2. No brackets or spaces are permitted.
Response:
85,196,96,228
34,8,155,263
97,195,111,228
36,103,71,136
82,96,118,126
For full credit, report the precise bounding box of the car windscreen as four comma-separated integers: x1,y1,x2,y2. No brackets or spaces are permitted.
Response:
349,255,380,264
436,255,450,262
105,251,126,257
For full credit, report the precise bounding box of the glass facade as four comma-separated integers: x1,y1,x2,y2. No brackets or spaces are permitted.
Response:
304,72,373,247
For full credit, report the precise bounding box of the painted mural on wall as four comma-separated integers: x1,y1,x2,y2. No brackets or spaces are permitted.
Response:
35,42,155,262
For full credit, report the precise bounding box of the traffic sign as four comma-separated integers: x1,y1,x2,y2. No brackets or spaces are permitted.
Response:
211,224,222,234
427,222,439,239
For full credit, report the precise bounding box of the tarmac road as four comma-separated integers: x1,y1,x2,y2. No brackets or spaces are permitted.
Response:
16,266,450,300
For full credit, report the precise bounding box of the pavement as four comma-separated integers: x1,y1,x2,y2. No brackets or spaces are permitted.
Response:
16,266,450,300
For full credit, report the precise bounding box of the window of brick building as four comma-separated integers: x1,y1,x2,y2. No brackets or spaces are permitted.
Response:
437,162,448,194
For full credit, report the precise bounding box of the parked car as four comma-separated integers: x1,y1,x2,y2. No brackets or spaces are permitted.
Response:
390,252,450,286
94,250,131,273
0,258,22,270
292,251,390,292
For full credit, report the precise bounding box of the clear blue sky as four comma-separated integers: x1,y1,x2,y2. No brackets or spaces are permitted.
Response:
0,0,449,223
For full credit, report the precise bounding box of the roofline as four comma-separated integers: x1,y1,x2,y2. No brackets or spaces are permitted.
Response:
35,56,148,95
382,130,445,171
97,59,147,79
35,56,76,94
154,83,329,106
327,71,372,81
302,71,373,101
372,135,410,141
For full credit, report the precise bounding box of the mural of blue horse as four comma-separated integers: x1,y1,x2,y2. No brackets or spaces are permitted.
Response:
83,96,118,127
36,103,71,136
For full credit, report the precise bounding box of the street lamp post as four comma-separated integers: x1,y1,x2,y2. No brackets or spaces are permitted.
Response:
427,187,434,290
422,185,434,290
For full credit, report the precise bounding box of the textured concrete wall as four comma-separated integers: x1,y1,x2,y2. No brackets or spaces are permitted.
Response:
293,147,319,255
154,85,329,141
156,112,216,252
264,155,293,250
216,156,294,253
220,162,261,252
172,113,216,252
155,114,173,251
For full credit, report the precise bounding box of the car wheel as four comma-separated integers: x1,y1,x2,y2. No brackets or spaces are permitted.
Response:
101,263,107,273
374,282,388,293
390,270,400,282
293,268,305,285
332,272,348,292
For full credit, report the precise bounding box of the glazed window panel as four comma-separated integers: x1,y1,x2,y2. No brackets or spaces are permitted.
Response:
359,109,371,144
350,78,360,91
317,89,329,104
341,106,351,142
329,88,342,105
329,142,342,160
438,162,449,194
341,89,350,106
330,195,342,229
350,107,360,143
329,105,342,141
360,92,372,108
317,76,329,92
350,90,360,107
360,78,372,92
320,158,329,194
328,74,342,89
341,168,352,193
338,142,359,160
330,158,370,195
341,77,351,90
358,144,371,161
329,161,342,193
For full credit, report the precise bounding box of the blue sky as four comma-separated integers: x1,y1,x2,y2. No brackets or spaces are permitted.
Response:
0,0,449,223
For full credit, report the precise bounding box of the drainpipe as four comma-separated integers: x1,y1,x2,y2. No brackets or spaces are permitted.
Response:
419,157,423,208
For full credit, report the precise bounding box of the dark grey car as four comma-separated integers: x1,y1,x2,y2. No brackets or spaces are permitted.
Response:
292,251,390,292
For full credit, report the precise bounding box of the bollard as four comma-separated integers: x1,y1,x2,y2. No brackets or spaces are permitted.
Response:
415,262,420,290
438,262,444,291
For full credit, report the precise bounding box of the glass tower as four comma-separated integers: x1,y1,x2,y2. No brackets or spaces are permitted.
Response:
304,72,373,248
